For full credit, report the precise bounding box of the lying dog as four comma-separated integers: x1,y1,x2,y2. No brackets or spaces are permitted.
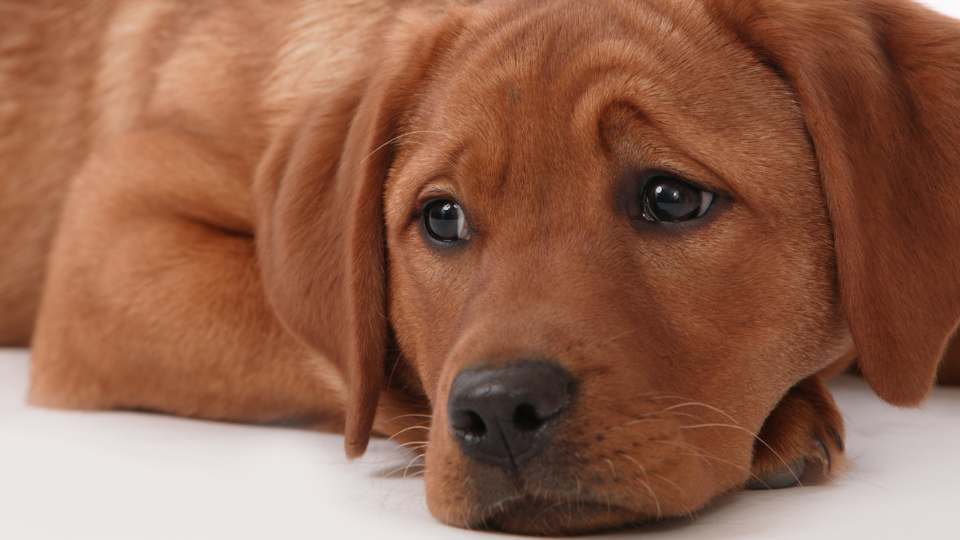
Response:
2,0,959,534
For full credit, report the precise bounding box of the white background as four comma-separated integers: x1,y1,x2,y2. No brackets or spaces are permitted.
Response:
3,1,960,539
925,0,960,16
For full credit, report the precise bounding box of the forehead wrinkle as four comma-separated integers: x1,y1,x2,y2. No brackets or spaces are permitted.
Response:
556,35,804,202
434,0,718,127
442,0,562,80
460,3,714,129
446,14,667,180
457,21,567,105
606,0,709,40
441,0,719,98
409,111,513,209
599,94,744,197
563,41,671,136
580,0,712,65
444,1,634,99
601,78,809,208
413,0,795,228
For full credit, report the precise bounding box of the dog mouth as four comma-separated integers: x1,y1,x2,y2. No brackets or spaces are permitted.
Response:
472,495,646,535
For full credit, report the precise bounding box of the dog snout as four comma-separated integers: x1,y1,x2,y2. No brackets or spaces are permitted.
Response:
447,360,574,470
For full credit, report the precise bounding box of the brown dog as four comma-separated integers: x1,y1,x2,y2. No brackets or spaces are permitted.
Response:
2,0,959,534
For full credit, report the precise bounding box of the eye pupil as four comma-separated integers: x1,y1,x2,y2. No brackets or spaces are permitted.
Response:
424,199,468,243
639,174,715,223
652,182,696,218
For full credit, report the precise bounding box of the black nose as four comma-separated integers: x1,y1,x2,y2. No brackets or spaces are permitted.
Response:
447,360,575,470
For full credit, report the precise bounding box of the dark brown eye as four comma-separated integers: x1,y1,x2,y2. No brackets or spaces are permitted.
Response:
635,174,715,223
423,199,470,244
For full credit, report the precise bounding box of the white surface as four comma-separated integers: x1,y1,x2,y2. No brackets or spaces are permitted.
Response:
1,348,959,539
923,0,960,17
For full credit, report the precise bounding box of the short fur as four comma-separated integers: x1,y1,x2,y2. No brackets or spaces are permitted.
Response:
1,0,958,535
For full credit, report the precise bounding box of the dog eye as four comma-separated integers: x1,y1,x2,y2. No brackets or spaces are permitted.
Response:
423,199,470,243
634,173,715,224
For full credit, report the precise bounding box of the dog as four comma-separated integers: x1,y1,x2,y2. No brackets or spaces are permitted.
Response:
2,0,959,534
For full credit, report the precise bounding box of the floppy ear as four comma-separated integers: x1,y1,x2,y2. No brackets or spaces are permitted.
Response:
254,16,461,457
709,0,960,405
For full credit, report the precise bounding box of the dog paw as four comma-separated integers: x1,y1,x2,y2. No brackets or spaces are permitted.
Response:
747,376,845,490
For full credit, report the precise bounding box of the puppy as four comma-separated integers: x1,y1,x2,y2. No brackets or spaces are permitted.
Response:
1,0,958,534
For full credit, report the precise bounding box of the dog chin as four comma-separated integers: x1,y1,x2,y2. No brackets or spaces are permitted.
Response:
470,496,648,536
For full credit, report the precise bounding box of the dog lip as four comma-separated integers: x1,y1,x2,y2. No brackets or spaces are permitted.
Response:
470,494,643,533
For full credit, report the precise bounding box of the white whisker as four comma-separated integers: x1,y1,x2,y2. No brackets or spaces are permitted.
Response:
386,424,431,443
620,454,662,519
680,423,802,487
361,130,452,164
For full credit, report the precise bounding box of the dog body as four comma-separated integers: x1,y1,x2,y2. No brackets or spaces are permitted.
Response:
0,0,419,424
2,0,960,534
0,0,391,345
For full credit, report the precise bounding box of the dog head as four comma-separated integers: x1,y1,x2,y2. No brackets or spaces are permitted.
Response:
258,0,960,534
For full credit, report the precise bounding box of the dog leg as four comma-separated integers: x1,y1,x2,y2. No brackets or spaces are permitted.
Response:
747,376,845,489
29,131,346,427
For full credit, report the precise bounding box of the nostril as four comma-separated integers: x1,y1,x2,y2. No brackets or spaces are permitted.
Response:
448,361,575,469
513,403,545,432
451,409,487,443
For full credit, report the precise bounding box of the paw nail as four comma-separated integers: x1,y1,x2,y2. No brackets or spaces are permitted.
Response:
747,458,806,490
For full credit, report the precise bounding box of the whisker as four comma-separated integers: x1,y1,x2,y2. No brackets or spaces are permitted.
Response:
401,454,426,479
650,472,694,518
386,424,431,443
606,405,704,433
361,130,452,164
622,409,702,428
680,423,802,487
380,457,425,479
383,413,434,423
660,401,743,426
604,458,617,477
394,440,429,447
649,394,698,402
656,439,769,488
620,454,662,519
393,440,429,452
534,497,569,526
615,395,798,489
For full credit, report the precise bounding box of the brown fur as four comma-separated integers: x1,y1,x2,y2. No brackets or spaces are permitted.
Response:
1,0,958,535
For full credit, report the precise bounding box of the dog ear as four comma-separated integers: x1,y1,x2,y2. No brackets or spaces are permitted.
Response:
709,0,960,405
254,16,461,457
